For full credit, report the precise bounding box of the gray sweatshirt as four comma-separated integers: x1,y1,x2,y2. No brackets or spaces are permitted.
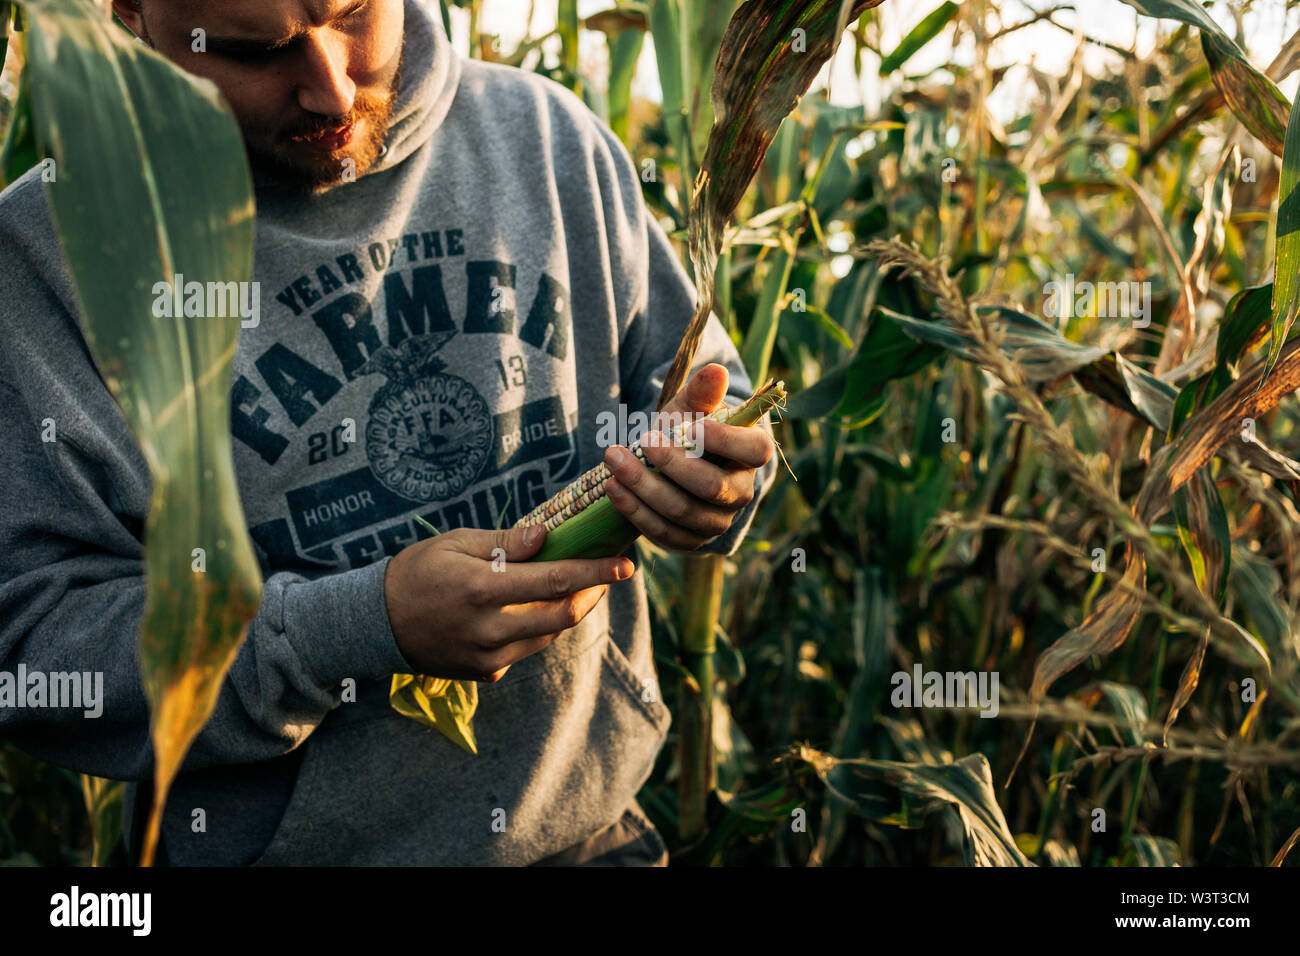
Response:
0,0,773,864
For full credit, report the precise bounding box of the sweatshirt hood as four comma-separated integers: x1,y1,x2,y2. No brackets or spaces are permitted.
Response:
369,0,461,175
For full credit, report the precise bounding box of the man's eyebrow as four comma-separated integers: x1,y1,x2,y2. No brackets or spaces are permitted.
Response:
203,1,368,54
204,33,305,55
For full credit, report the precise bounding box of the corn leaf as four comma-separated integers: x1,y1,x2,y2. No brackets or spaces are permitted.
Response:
79,775,124,867
785,310,941,422
1172,465,1231,603
0,36,42,186
796,747,1034,867
20,0,260,865
885,304,1180,428
718,775,805,821
1163,625,1208,745
1271,95,1300,379
1034,339,1298,699
1169,283,1272,438
645,0,738,189
658,0,887,408
878,1,958,75
1121,0,1290,155
1087,681,1151,748
1031,550,1147,702
811,567,892,865
1126,835,1182,866
597,15,645,144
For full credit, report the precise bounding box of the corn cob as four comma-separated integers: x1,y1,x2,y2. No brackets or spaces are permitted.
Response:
389,378,785,753
518,378,786,562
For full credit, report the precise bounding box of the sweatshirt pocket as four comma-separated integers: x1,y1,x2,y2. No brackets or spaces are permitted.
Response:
247,624,671,865
248,736,331,866
600,629,670,733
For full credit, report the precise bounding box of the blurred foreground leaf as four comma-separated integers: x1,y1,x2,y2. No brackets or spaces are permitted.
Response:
21,0,260,865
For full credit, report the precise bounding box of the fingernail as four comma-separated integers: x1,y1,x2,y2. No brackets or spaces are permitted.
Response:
525,525,544,546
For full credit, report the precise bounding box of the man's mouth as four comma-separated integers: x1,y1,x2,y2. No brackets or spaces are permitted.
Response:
294,121,355,152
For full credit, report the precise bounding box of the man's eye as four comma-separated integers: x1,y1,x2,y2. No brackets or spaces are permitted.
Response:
221,47,287,64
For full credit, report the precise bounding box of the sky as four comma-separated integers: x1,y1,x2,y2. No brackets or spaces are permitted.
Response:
445,0,1300,121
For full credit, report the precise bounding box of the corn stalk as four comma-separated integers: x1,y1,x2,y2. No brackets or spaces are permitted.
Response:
677,553,724,842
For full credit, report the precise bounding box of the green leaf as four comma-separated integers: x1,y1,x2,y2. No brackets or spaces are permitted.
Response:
20,0,261,864
1199,31,1290,157
797,748,1034,866
1125,834,1182,867
645,0,738,191
659,0,885,407
719,772,806,822
713,694,756,800
1271,95,1300,379
785,308,941,422
740,244,796,384
799,303,854,349
1088,682,1150,747
1,37,43,186
1171,465,1231,603
1169,283,1272,439
811,567,893,864
1120,0,1290,155
602,21,645,144
1230,548,1290,651
79,775,125,867
647,0,688,179
878,2,958,75
882,301,1181,429
557,0,580,85
713,626,745,684
887,304,1109,381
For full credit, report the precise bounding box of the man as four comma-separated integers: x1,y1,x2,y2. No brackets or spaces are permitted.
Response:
0,0,775,865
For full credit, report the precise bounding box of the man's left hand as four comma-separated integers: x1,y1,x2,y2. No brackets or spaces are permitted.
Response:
601,363,773,552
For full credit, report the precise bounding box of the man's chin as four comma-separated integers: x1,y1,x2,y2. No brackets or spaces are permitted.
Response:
248,132,385,194
248,151,362,195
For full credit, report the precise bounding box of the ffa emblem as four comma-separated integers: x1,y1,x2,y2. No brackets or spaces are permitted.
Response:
358,331,493,502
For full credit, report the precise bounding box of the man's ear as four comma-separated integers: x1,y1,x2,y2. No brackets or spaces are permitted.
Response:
109,1,146,42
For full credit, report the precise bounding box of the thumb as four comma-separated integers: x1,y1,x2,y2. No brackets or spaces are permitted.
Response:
661,363,729,417
449,523,548,562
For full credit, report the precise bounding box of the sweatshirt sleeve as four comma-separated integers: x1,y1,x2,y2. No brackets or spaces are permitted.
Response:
591,125,778,558
0,233,412,783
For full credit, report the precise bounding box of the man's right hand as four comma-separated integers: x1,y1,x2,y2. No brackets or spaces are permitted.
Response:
383,524,633,683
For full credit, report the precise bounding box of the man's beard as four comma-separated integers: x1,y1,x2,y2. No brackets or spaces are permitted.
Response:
246,46,405,194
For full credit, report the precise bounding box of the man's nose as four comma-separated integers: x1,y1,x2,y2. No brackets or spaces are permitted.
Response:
296,32,356,117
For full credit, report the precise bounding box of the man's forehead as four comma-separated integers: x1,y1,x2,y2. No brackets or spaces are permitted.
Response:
158,0,363,38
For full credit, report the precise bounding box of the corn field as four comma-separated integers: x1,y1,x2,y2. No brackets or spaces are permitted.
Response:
3,0,1300,870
